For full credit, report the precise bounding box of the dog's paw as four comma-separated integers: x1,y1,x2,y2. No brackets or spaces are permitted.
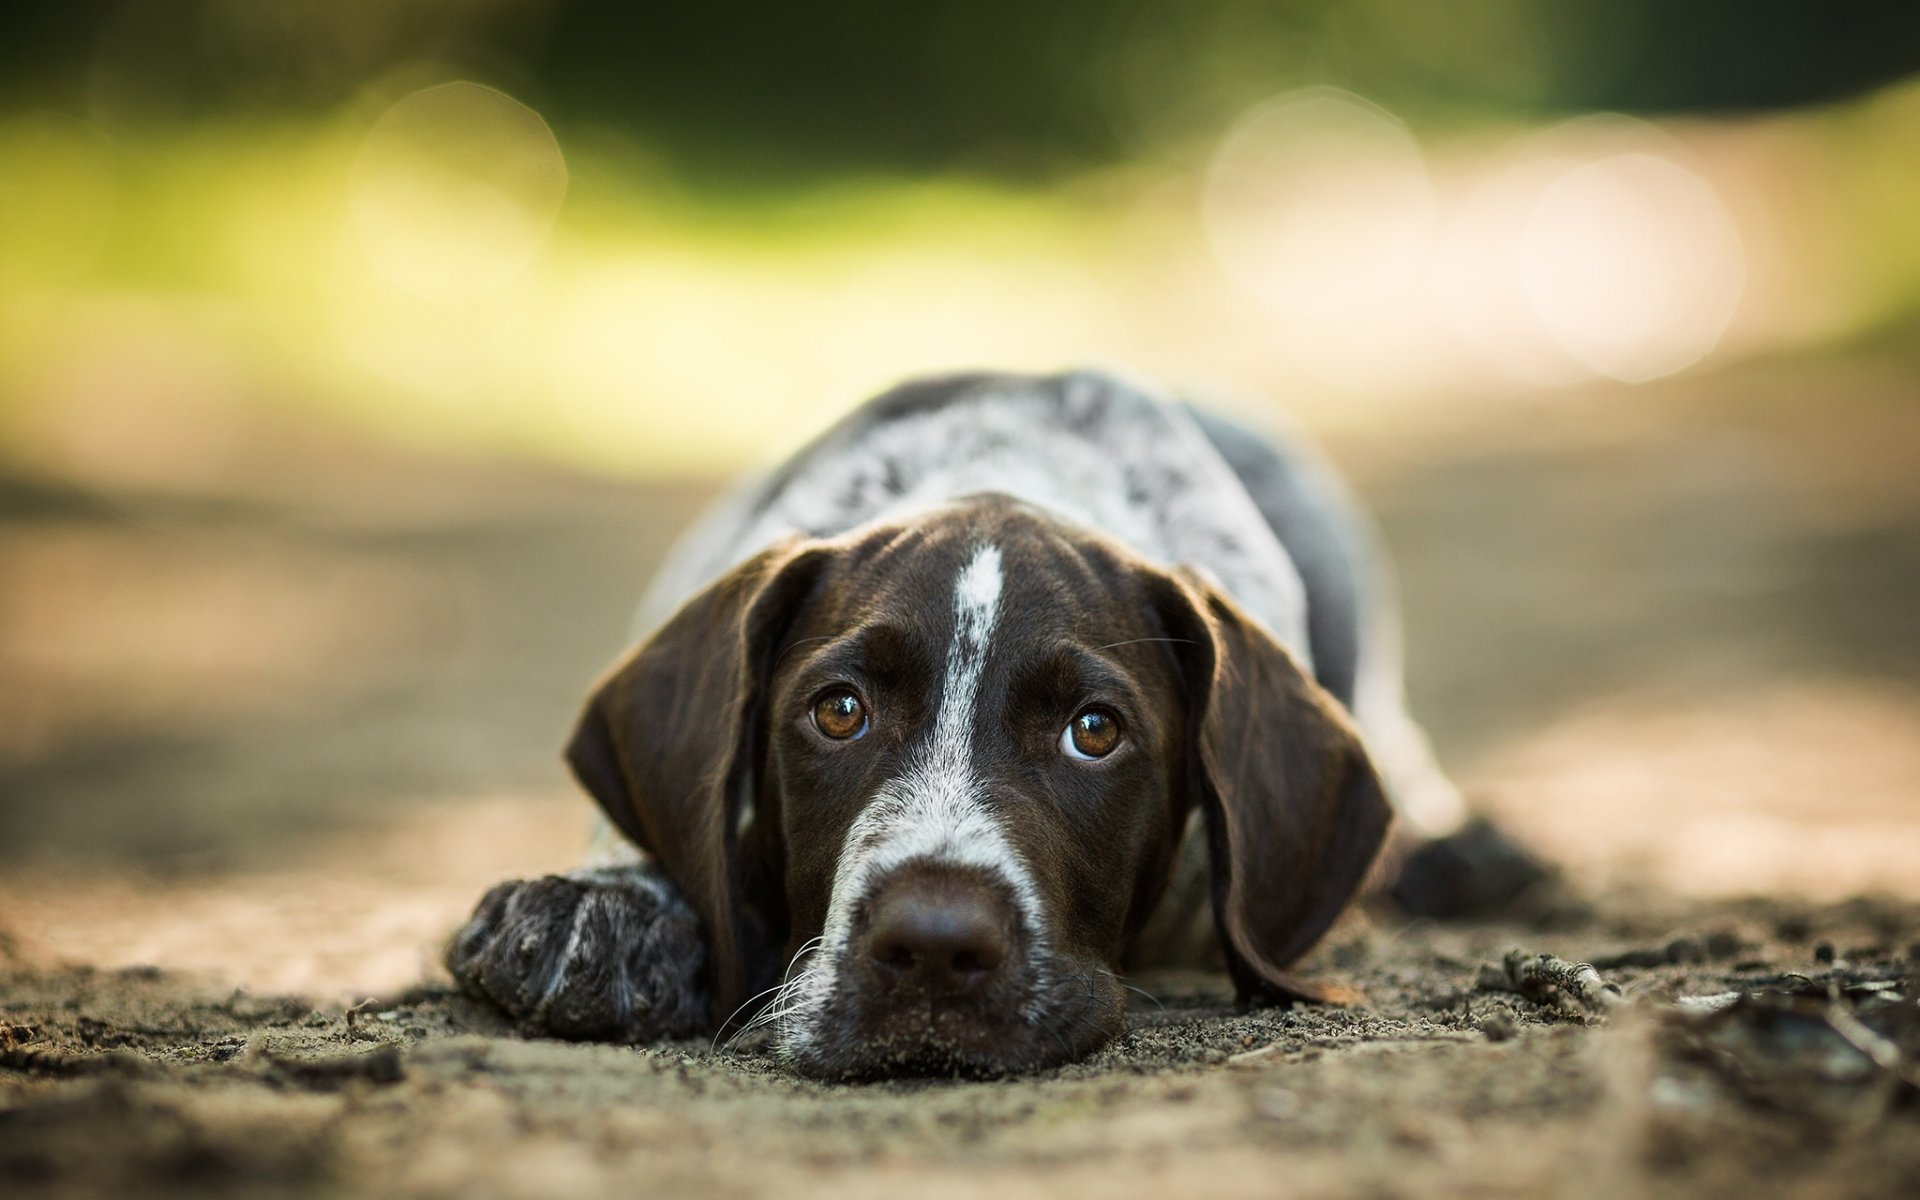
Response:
445,868,708,1042
1387,817,1554,919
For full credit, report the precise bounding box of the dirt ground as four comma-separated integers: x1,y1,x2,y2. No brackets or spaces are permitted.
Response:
5,352,1920,1198
3,888,1917,1200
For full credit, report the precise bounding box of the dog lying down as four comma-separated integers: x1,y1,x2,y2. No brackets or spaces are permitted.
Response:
447,369,1541,1078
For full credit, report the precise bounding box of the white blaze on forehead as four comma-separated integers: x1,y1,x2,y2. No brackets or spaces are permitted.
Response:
954,543,1003,624
938,542,1002,747
774,542,1051,1055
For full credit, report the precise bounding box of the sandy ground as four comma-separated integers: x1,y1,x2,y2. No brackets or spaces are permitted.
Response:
3,889,1916,1200
5,352,1920,1197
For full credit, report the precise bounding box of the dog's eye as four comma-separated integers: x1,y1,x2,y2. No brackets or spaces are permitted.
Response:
812,689,869,740
1060,708,1121,760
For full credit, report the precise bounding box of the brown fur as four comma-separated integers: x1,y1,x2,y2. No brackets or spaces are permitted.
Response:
566,539,831,1024
1148,569,1394,1004
560,500,1393,1063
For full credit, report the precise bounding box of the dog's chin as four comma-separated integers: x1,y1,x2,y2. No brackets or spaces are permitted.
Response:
776,961,1127,1081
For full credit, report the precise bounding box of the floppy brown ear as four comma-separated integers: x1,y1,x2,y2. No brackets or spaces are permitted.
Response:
565,540,829,1030
1150,570,1393,1005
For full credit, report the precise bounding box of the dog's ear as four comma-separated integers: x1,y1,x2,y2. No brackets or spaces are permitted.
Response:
566,539,830,1029
1148,568,1393,1004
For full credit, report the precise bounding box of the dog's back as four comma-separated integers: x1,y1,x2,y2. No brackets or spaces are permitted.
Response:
639,371,1314,673
633,367,1462,839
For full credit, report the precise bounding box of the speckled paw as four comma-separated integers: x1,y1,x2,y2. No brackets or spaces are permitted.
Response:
445,868,709,1043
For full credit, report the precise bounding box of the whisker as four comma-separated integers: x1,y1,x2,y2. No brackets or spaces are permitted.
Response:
710,979,793,1053
772,636,835,669
729,974,815,1044
1104,967,1166,1012
1091,637,1196,652
717,936,827,1051
733,976,818,1044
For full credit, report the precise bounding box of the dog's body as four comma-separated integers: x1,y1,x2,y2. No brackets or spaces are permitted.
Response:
449,369,1469,1076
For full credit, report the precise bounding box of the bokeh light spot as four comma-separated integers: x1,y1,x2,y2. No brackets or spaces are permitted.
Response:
1203,88,1436,320
348,81,567,298
1519,149,1747,382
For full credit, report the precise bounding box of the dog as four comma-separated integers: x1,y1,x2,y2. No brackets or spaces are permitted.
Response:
446,368,1490,1078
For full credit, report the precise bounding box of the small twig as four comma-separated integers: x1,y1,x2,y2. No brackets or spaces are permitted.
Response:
1477,949,1624,1016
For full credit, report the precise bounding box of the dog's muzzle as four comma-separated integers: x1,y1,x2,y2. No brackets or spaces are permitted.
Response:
824,862,1036,1072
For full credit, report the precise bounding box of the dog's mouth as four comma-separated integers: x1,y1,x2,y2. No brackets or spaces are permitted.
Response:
770,947,1127,1080
762,850,1127,1078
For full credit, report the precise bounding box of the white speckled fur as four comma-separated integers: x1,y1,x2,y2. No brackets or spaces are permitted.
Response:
632,370,1312,658
591,368,1465,1015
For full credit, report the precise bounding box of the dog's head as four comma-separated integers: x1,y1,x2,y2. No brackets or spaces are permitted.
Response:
566,497,1391,1077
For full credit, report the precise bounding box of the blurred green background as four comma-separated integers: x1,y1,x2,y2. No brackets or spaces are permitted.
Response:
6,0,1920,473
3,2,1919,937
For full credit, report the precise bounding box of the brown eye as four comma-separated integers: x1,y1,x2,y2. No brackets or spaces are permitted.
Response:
812,689,869,740
1060,708,1121,760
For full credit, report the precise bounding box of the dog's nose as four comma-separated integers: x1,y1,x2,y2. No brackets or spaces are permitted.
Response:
863,871,1012,996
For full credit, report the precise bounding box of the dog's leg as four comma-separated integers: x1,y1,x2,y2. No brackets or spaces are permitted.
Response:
1346,573,1469,839
445,851,708,1042
1346,592,1554,915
